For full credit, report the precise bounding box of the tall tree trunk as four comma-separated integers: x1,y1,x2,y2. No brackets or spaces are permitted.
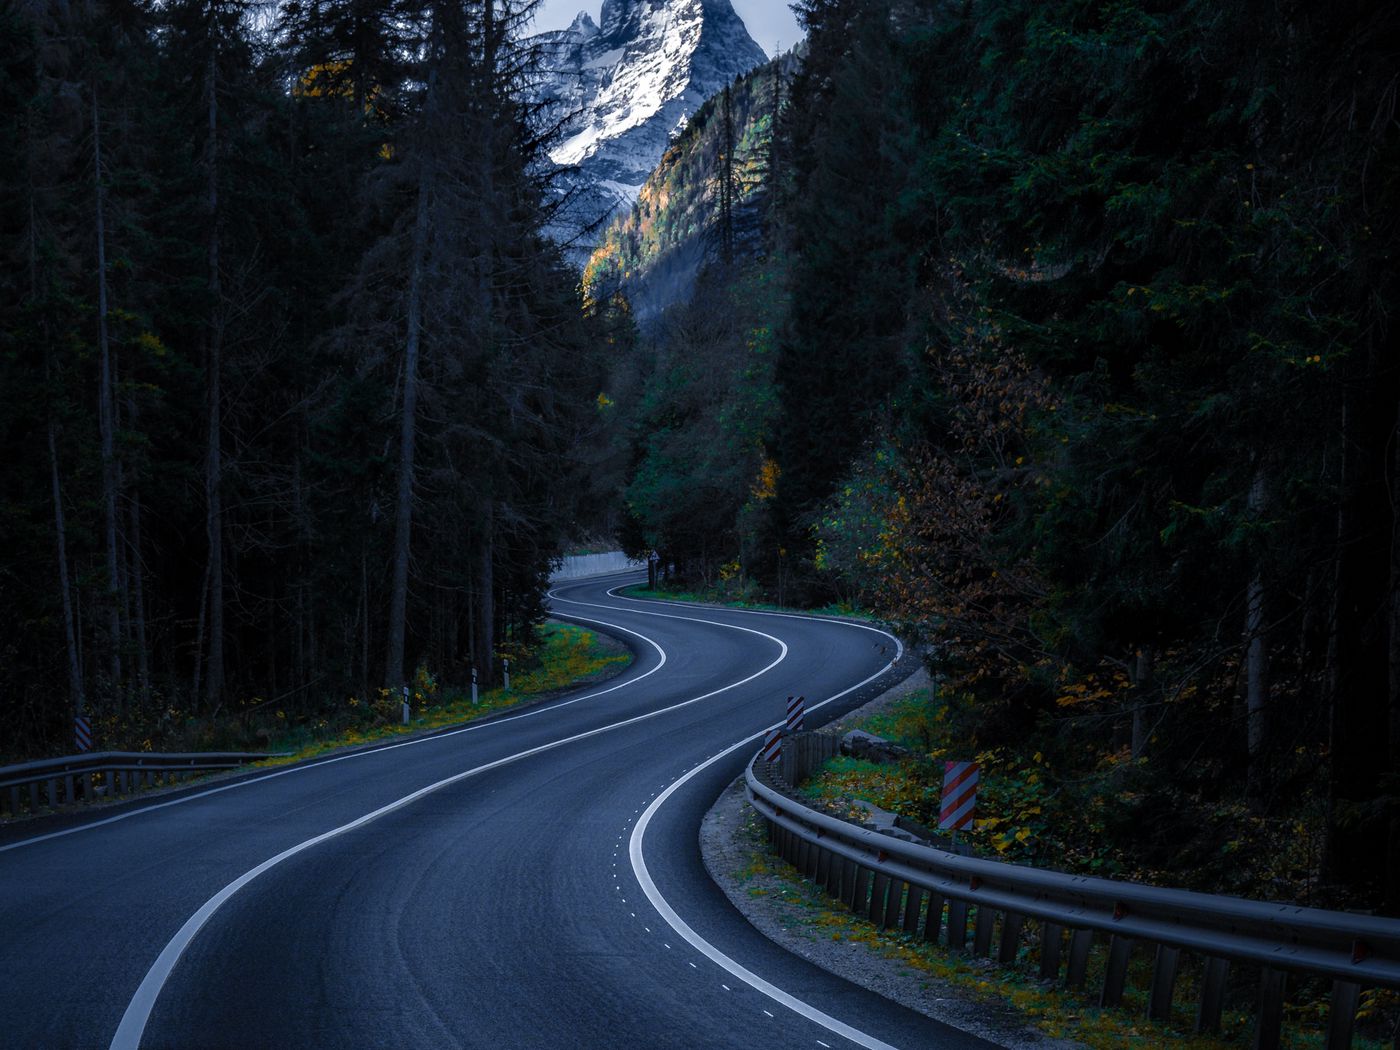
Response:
48,419,85,720
126,396,150,699
1246,464,1270,806
32,122,86,726
94,92,124,698
1325,339,1395,897
1389,394,1400,913
384,83,436,688
475,503,495,686
1130,646,1152,759
204,51,225,711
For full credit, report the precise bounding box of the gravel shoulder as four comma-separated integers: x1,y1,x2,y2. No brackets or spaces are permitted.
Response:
698,668,1082,1050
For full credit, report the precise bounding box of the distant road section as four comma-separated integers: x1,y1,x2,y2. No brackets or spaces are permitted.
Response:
551,550,646,580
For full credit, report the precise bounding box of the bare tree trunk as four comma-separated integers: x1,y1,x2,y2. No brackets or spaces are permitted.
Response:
204,51,225,711
31,121,86,724
385,22,442,688
384,131,434,688
1387,394,1400,913
94,92,124,698
48,420,85,719
192,557,210,705
1245,465,1270,806
475,503,495,686
360,545,370,692
126,394,150,699
1325,341,1394,894
1130,646,1152,759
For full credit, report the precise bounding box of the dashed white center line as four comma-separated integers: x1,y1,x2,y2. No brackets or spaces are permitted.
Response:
763,1010,775,1019
721,984,731,992
688,962,698,969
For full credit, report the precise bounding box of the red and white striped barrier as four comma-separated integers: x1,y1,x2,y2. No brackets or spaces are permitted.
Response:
762,727,782,763
784,694,805,733
74,715,92,753
939,760,979,831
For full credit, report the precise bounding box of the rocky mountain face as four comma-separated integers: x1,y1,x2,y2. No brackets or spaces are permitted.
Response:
583,51,796,324
529,0,767,261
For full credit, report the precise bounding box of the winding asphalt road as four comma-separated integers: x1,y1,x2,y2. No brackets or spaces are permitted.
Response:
0,573,996,1050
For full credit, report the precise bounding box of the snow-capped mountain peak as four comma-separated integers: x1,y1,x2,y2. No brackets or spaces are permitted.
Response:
530,0,767,260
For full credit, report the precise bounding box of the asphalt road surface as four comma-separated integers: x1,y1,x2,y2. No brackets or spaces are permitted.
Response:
0,573,997,1050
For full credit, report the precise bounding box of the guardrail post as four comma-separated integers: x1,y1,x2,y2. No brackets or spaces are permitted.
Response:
63,773,76,804
850,866,871,914
883,881,904,929
1066,928,1093,988
840,857,857,905
869,871,890,925
7,785,18,816
947,897,969,950
1039,922,1064,980
1148,944,1181,1020
973,904,996,957
1101,935,1133,1006
814,845,830,885
1254,967,1285,1050
1325,980,1359,1050
920,892,941,942
1196,957,1229,1033
824,852,842,897
998,911,1024,965
902,885,925,935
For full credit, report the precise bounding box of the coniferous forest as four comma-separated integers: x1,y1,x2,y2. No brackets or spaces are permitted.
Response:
2,0,1398,919
1,0,612,756
592,0,1399,913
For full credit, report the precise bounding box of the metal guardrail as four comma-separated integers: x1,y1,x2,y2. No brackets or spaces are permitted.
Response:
746,748,1400,1049
0,751,279,818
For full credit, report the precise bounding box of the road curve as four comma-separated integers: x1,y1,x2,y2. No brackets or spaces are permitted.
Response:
0,573,996,1050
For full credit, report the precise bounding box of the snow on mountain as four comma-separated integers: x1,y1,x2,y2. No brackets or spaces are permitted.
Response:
529,0,767,262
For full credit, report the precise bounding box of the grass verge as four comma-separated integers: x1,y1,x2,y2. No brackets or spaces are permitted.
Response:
253,621,631,766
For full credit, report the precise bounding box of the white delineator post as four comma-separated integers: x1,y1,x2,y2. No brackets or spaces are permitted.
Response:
401,684,410,726
471,667,479,705
939,760,979,846
503,657,510,691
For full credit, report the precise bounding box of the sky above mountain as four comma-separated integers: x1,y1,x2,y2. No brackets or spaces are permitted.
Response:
530,0,801,57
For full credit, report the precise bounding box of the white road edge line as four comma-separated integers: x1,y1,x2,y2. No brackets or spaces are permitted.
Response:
613,593,907,1050
108,611,789,1050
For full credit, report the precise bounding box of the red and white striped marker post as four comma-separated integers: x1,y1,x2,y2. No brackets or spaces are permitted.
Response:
762,727,782,763
784,694,805,733
74,715,92,753
939,760,979,845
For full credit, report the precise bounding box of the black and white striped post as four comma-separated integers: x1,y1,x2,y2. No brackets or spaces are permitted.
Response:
784,694,805,733
762,727,782,763
74,715,92,753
